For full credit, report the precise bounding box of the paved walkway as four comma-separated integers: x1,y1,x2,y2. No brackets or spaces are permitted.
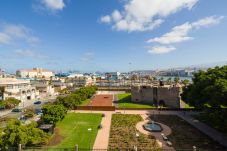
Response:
93,112,112,149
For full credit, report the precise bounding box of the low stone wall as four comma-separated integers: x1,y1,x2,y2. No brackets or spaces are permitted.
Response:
74,106,116,111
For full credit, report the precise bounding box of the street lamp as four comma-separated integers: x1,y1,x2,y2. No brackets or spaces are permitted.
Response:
88,128,92,150
134,132,140,151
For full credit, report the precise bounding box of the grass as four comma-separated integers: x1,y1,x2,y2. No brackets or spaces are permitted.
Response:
184,103,194,109
49,113,102,149
117,93,156,109
79,99,91,106
109,114,160,150
153,115,225,150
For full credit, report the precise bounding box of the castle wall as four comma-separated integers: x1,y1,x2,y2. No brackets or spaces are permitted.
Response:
131,85,181,108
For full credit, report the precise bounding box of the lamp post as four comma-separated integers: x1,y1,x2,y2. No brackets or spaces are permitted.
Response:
135,132,139,151
88,128,92,150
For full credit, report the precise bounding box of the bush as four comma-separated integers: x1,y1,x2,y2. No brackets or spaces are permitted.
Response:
24,108,35,118
42,104,67,125
55,86,97,109
3,98,21,109
0,120,49,149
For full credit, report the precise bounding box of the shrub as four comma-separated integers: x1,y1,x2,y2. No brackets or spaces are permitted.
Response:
0,120,49,149
3,98,21,109
55,86,97,109
42,104,67,125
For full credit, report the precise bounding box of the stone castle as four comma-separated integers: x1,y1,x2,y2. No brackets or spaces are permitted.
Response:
131,83,182,108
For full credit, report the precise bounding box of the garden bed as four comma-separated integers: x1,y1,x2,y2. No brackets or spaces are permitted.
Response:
108,114,160,150
153,115,226,150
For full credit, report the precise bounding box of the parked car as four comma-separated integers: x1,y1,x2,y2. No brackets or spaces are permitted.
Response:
34,101,42,105
11,108,22,112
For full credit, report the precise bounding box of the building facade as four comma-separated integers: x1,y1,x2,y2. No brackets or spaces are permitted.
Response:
16,68,54,79
31,80,56,97
131,84,181,108
0,78,38,102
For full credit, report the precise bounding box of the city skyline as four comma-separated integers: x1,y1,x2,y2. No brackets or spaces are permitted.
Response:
0,0,227,72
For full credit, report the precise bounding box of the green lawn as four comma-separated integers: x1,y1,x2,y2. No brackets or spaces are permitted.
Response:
50,113,102,149
79,99,91,106
117,93,156,108
184,103,194,109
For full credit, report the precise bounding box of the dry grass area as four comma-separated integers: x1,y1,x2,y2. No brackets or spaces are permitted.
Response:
153,115,226,150
108,114,160,150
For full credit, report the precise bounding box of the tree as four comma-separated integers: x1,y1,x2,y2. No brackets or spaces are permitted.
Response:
0,120,49,149
0,87,4,101
181,65,227,108
42,104,67,124
3,98,21,109
182,79,190,86
174,77,180,83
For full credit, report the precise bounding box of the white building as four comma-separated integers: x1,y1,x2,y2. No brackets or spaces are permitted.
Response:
68,76,96,87
0,78,38,102
16,68,54,79
31,80,56,97
67,73,84,78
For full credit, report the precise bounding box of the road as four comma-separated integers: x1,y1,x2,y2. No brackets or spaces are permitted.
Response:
0,95,57,118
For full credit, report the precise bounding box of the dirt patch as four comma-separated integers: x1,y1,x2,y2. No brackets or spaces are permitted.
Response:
47,128,64,146
88,94,113,106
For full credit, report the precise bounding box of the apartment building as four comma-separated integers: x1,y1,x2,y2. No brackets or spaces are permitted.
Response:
16,68,54,79
0,78,38,102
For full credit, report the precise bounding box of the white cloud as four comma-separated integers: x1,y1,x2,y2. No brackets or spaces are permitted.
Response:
148,46,176,54
41,0,65,11
192,16,224,29
147,16,224,44
0,33,11,44
0,22,40,45
112,10,122,22
100,15,111,24
14,49,47,59
80,52,94,62
100,0,198,32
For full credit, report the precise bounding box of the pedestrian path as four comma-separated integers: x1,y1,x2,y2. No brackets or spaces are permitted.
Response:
177,113,227,148
93,112,112,149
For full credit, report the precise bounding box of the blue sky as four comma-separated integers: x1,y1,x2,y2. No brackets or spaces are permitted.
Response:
0,0,227,72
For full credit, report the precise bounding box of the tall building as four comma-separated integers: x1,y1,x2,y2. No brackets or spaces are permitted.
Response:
16,68,54,79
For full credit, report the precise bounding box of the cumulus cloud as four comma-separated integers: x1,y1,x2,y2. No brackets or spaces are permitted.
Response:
0,22,40,45
148,46,176,54
41,0,65,11
100,0,198,32
33,0,66,14
147,16,224,44
100,15,111,24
